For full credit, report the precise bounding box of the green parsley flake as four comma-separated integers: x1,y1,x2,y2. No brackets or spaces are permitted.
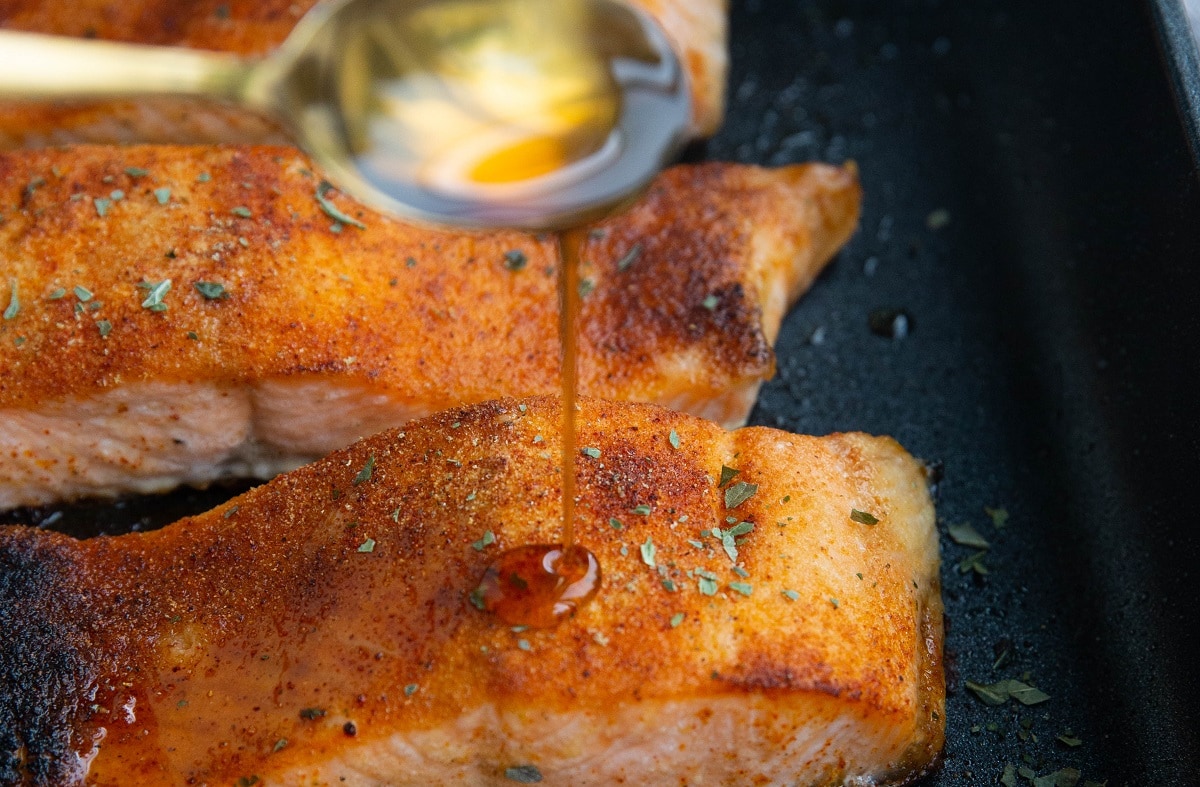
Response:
272,738,288,752
578,278,595,298
782,589,799,601
517,639,531,652
404,683,419,696
615,242,643,271
93,197,111,217
48,287,67,300
724,481,758,509
829,597,839,608
97,320,112,338
631,504,652,516
697,573,718,596
299,707,326,720
125,167,149,178
154,187,171,205
582,447,601,459
196,172,211,183
504,765,543,783
194,281,228,300
985,506,1010,528
357,537,376,553
729,582,753,596
718,465,740,487
352,455,376,484
3,279,17,320
850,508,879,525
947,522,990,549
472,530,496,551
661,578,677,592
608,517,623,530
468,586,486,610
503,250,527,271
186,331,200,341
110,189,125,201
669,612,685,627
702,294,719,310
727,521,754,537
231,206,252,218
1057,732,1083,748
965,679,1050,707
668,429,680,449
137,279,171,312
640,537,656,568
957,550,989,575
315,181,366,228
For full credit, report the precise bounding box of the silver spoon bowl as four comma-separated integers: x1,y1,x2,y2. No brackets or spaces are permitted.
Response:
0,0,690,230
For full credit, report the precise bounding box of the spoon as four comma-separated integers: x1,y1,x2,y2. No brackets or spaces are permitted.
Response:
0,0,691,230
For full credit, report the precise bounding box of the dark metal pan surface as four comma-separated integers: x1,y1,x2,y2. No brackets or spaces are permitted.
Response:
5,0,1200,782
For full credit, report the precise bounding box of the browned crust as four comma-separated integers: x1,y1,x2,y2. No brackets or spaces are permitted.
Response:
0,146,860,415
0,0,726,145
0,397,941,785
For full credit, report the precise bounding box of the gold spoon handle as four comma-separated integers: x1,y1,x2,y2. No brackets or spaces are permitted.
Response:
0,30,251,102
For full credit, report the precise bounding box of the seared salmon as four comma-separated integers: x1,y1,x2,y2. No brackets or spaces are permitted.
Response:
0,397,944,786
0,146,861,508
0,0,726,147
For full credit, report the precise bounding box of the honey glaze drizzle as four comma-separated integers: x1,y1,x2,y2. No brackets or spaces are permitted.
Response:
475,228,601,627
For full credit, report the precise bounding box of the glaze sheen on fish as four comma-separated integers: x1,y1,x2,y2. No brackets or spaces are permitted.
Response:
0,397,944,786
0,145,861,508
0,0,726,148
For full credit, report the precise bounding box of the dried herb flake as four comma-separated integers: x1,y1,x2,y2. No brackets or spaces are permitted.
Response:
615,242,643,271
3,279,17,320
137,279,171,312
724,481,758,509
352,455,375,484
640,537,656,568
503,250,527,271
194,281,227,300
315,181,366,228
947,522,990,549
850,509,879,525
504,765,543,783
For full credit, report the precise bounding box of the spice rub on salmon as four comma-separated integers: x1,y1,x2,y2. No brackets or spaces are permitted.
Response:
0,145,861,508
0,0,726,148
0,397,944,786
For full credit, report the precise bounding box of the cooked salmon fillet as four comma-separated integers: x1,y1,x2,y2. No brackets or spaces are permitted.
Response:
0,0,726,148
0,397,944,786
0,145,861,508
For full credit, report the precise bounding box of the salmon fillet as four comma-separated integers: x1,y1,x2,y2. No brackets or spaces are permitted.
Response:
0,145,861,508
0,397,944,786
0,0,726,148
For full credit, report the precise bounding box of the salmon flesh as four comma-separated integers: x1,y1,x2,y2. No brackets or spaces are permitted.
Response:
0,397,944,785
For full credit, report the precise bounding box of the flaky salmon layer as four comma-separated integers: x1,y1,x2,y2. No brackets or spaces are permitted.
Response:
0,397,944,786
0,146,861,508
0,0,726,148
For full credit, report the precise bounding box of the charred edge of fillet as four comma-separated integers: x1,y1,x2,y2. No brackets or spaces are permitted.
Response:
0,531,98,786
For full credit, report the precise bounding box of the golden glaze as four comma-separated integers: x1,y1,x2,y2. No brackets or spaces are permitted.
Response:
0,0,726,147
0,397,944,786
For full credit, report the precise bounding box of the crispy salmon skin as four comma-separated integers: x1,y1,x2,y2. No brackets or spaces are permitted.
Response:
0,0,726,147
0,397,944,786
0,145,861,508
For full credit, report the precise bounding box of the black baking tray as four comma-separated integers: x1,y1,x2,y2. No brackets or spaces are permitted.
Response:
5,0,1200,783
